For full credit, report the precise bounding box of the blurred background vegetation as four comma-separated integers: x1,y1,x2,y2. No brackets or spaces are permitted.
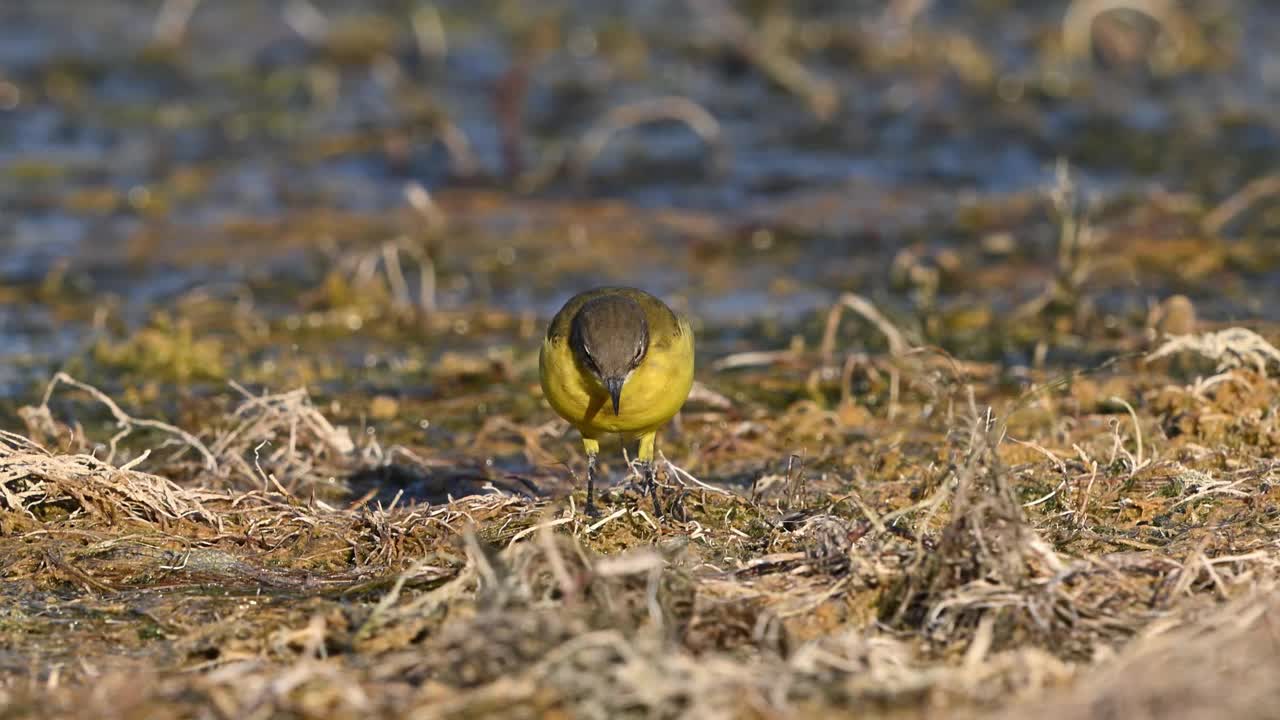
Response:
0,0,1276,434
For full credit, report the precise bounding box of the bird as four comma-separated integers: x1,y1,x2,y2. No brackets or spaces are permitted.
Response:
539,287,694,516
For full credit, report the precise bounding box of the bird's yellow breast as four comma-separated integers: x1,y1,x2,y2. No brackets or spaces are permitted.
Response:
540,315,694,437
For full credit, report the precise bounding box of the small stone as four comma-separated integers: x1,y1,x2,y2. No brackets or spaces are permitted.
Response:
837,399,871,426
981,232,1015,256
1152,294,1197,337
370,395,399,420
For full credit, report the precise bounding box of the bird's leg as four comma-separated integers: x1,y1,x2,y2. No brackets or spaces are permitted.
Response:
586,454,600,517
582,436,601,517
638,432,661,517
645,460,660,517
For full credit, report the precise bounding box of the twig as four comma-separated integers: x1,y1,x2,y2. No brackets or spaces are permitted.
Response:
687,0,839,120
537,519,578,603
1147,328,1280,375
587,508,628,534
1008,437,1068,473
404,182,447,232
509,517,575,543
411,4,448,63
711,350,796,371
1107,396,1145,468
687,382,733,409
1202,174,1280,237
1167,477,1249,512
569,96,725,183
341,237,437,314
660,452,732,496
1014,159,1098,320
283,0,328,43
358,556,449,637
152,0,202,46
436,120,481,178
820,293,911,364
40,372,217,472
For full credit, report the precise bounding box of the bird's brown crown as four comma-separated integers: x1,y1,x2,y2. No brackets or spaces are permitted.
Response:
569,294,649,382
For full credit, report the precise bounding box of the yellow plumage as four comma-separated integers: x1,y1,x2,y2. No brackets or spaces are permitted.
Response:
539,287,694,513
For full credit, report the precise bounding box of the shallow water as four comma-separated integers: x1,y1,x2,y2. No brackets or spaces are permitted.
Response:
2,1,1280,396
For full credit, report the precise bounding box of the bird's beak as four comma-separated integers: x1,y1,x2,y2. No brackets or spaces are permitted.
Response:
605,377,624,415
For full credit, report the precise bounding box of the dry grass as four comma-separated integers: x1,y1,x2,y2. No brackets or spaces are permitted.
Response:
2,320,1280,720
3,1,1279,716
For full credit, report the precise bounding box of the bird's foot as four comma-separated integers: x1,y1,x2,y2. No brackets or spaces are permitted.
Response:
639,460,661,518
617,466,645,495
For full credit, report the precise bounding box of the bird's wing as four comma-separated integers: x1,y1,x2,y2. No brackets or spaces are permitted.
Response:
618,288,685,350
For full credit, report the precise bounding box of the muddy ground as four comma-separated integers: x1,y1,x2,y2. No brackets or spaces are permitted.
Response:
3,1,1280,719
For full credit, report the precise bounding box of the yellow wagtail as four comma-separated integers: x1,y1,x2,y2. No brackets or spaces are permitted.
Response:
539,287,694,515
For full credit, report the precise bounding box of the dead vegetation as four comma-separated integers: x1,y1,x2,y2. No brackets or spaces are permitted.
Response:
3,307,1280,719
4,2,1280,718
6,166,1280,717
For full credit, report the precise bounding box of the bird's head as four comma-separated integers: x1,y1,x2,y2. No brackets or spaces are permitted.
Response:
569,294,649,415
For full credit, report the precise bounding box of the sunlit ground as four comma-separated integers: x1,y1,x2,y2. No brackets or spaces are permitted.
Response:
2,1,1280,718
